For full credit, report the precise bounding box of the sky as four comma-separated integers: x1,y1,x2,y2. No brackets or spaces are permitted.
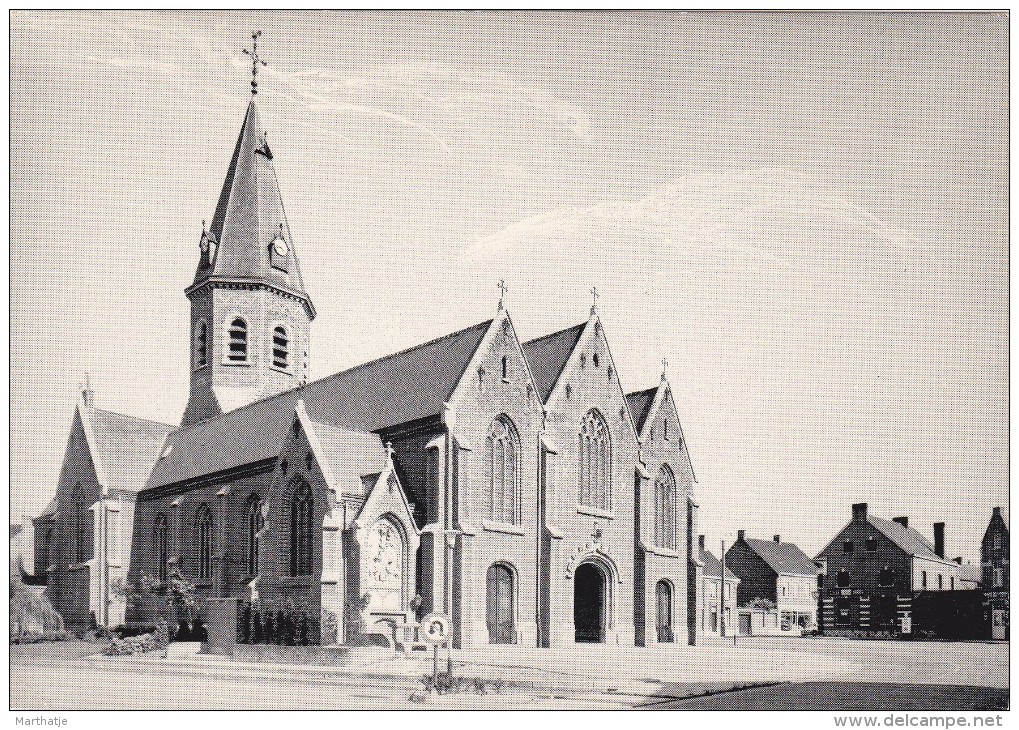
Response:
10,10,1008,562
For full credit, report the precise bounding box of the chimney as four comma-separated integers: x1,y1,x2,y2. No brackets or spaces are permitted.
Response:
851,503,868,521
893,516,908,529
737,530,746,542
933,522,945,559
953,557,963,565
698,534,705,551
993,507,1002,517
773,535,781,543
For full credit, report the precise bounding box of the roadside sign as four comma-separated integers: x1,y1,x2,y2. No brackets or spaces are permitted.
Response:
422,613,451,644
900,616,912,634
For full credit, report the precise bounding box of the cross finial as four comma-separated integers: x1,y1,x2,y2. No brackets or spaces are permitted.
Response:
661,357,669,381
385,441,395,460
590,286,600,314
497,279,508,311
242,30,268,95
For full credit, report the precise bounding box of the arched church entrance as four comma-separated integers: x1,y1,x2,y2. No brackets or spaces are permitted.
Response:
486,563,516,644
574,561,607,643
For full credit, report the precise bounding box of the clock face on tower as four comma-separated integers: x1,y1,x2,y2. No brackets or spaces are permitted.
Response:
272,235,289,256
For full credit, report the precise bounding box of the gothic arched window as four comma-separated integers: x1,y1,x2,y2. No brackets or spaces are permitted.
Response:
487,416,520,524
226,317,248,363
197,505,213,581
155,514,168,582
195,320,208,369
246,494,263,576
289,479,313,577
579,410,611,510
654,465,677,550
272,326,289,369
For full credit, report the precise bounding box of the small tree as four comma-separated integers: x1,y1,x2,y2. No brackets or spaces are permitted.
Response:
166,569,198,636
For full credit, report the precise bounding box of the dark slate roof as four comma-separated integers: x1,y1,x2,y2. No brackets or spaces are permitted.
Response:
626,387,658,434
147,320,493,489
194,100,310,307
522,323,585,403
743,537,820,576
700,548,738,580
868,515,942,560
308,419,388,496
90,408,175,493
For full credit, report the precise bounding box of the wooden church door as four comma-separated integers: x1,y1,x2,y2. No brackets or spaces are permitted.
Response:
486,564,515,644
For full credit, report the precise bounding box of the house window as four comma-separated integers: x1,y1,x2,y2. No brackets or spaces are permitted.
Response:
653,464,676,550
197,505,213,581
487,416,520,523
272,326,289,369
781,584,787,597
837,570,850,588
155,514,168,582
579,409,611,510
227,318,248,362
289,479,313,577
922,570,927,589
993,568,1003,588
194,320,208,368
843,540,853,554
937,574,943,590
866,537,877,552
246,495,263,576
879,566,894,587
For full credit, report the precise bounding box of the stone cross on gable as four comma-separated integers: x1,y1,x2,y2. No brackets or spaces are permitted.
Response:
661,357,669,380
242,30,268,95
590,286,600,315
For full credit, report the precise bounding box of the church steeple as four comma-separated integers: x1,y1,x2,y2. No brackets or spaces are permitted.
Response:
181,51,314,427
189,99,313,316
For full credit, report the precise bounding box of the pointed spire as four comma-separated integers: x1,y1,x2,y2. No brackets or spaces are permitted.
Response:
190,98,315,318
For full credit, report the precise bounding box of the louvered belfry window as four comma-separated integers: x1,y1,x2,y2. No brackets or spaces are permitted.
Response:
195,320,208,368
227,318,248,362
272,326,288,369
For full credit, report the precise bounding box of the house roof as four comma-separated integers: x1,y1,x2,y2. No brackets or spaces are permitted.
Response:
958,562,982,584
700,548,738,580
625,387,658,434
89,408,175,493
743,537,819,576
147,320,493,490
194,99,311,310
867,515,943,560
522,323,586,403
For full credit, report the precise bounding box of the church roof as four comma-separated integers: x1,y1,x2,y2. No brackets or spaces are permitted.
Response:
192,99,311,311
700,548,738,581
89,408,175,493
521,323,586,403
625,387,658,433
304,418,389,496
741,537,820,577
147,320,493,490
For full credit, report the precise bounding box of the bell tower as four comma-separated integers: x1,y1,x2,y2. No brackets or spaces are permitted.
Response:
181,35,315,427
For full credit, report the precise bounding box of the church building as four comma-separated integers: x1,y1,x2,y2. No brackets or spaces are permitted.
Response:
34,68,702,649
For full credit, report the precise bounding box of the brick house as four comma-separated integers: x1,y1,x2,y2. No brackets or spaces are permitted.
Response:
698,535,739,636
725,531,819,631
33,91,703,648
981,507,1009,592
815,502,962,632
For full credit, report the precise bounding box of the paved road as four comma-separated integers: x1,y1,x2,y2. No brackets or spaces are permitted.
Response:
646,682,1010,711
10,637,1008,711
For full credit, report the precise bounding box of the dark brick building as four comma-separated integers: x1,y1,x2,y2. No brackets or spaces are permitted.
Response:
725,531,819,630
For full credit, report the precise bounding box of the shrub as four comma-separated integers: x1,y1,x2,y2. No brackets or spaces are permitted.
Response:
419,672,505,695
102,628,168,656
10,630,71,644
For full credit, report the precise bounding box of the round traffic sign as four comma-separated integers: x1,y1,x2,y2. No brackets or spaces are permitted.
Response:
421,613,451,644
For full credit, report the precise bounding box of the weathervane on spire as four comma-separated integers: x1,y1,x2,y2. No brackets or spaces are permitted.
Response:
497,279,508,311
242,30,268,95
